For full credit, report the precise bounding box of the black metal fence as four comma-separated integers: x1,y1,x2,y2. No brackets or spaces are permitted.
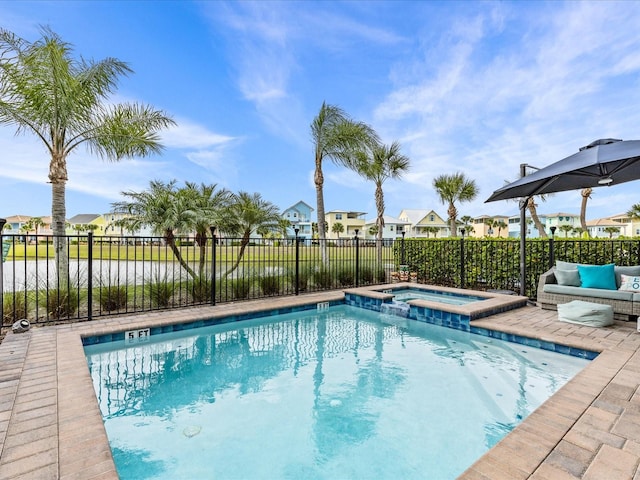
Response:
3,232,638,330
0,232,396,328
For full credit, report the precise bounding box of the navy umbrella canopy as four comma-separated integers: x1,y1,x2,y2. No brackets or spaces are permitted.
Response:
486,139,640,203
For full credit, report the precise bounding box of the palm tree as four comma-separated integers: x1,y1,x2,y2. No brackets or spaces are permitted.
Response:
179,182,232,278
0,27,174,282
604,226,620,239
628,203,640,220
352,141,410,265
332,222,344,239
460,215,473,232
433,173,478,238
112,180,199,278
496,220,508,237
580,188,592,237
559,224,573,238
25,217,45,236
426,226,439,238
310,102,378,262
218,192,281,277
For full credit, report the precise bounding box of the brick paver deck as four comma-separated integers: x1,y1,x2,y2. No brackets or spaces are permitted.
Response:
0,290,638,479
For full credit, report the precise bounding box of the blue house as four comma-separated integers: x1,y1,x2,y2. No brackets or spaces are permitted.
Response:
282,201,314,240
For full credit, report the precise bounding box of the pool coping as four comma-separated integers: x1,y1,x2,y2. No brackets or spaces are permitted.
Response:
345,282,530,320
1,287,639,479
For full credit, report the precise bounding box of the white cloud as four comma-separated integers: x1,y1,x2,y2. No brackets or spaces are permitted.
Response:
162,120,236,149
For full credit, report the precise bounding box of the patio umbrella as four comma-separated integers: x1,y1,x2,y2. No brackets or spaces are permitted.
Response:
486,138,640,202
485,138,640,297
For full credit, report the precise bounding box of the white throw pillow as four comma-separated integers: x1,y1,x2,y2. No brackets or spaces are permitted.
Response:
619,274,640,292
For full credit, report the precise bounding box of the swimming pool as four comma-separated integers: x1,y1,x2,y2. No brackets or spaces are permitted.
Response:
85,304,590,479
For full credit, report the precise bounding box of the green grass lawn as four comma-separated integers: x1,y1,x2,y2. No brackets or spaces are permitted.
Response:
5,242,395,262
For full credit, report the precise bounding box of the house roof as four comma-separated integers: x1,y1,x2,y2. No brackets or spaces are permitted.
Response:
586,218,620,227
546,212,580,218
67,214,100,224
284,200,314,213
4,215,32,223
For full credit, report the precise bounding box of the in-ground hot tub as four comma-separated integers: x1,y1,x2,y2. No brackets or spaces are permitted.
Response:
344,283,528,330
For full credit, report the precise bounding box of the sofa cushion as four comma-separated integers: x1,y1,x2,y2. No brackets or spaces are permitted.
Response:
577,263,617,290
615,265,640,288
543,283,634,301
555,268,581,286
556,260,579,270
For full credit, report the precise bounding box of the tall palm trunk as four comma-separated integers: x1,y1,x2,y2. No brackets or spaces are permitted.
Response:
314,154,328,263
448,203,458,237
580,188,592,237
527,198,547,238
375,183,385,266
51,164,69,289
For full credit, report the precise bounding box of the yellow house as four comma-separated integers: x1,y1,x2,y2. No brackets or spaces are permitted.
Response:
325,210,366,239
609,212,640,237
66,214,107,235
471,215,510,238
397,209,449,238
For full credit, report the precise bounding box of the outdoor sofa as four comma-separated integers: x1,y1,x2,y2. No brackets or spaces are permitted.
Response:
537,261,640,321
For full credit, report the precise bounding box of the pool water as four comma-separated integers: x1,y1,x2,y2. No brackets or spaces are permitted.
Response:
390,288,485,305
85,305,589,480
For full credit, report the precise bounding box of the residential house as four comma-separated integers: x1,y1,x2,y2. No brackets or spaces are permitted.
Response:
3,215,53,238
471,215,510,238
101,212,154,238
363,215,411,241
507,213,548,238
325,210,366,240
545,213,581,237
66,214,106,235
282,201,314,240
609,212,640,237
397,209,449,238
587,218,622,239
3,215,32,233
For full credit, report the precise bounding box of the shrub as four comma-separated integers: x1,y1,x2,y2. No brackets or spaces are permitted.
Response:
44,287,80,319
312,267,334,289
259,274,281,296
228,278,252,300
145,272,175,308
359,266,374,284
336,266,355,287
287,266,310,292
2,293,28,325
99,286,128,312
189,276,212,303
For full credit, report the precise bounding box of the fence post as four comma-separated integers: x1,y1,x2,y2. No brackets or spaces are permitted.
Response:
0,218,5,325
355,230,360,287
210,226,216,306
87,232,93,321
548,235,555,270
459,236,465,289
294,228,300,295
401,231,406,265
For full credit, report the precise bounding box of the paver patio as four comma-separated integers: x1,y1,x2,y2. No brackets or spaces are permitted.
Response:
0,289,639,479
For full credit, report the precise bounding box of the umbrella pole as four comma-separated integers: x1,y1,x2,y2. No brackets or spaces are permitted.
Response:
519,196,530,297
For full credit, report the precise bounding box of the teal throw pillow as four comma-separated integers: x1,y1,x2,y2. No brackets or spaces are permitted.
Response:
577,263,617,290
555,268,581,287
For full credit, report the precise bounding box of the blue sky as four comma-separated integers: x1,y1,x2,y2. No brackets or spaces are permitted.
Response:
2,0,640,223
